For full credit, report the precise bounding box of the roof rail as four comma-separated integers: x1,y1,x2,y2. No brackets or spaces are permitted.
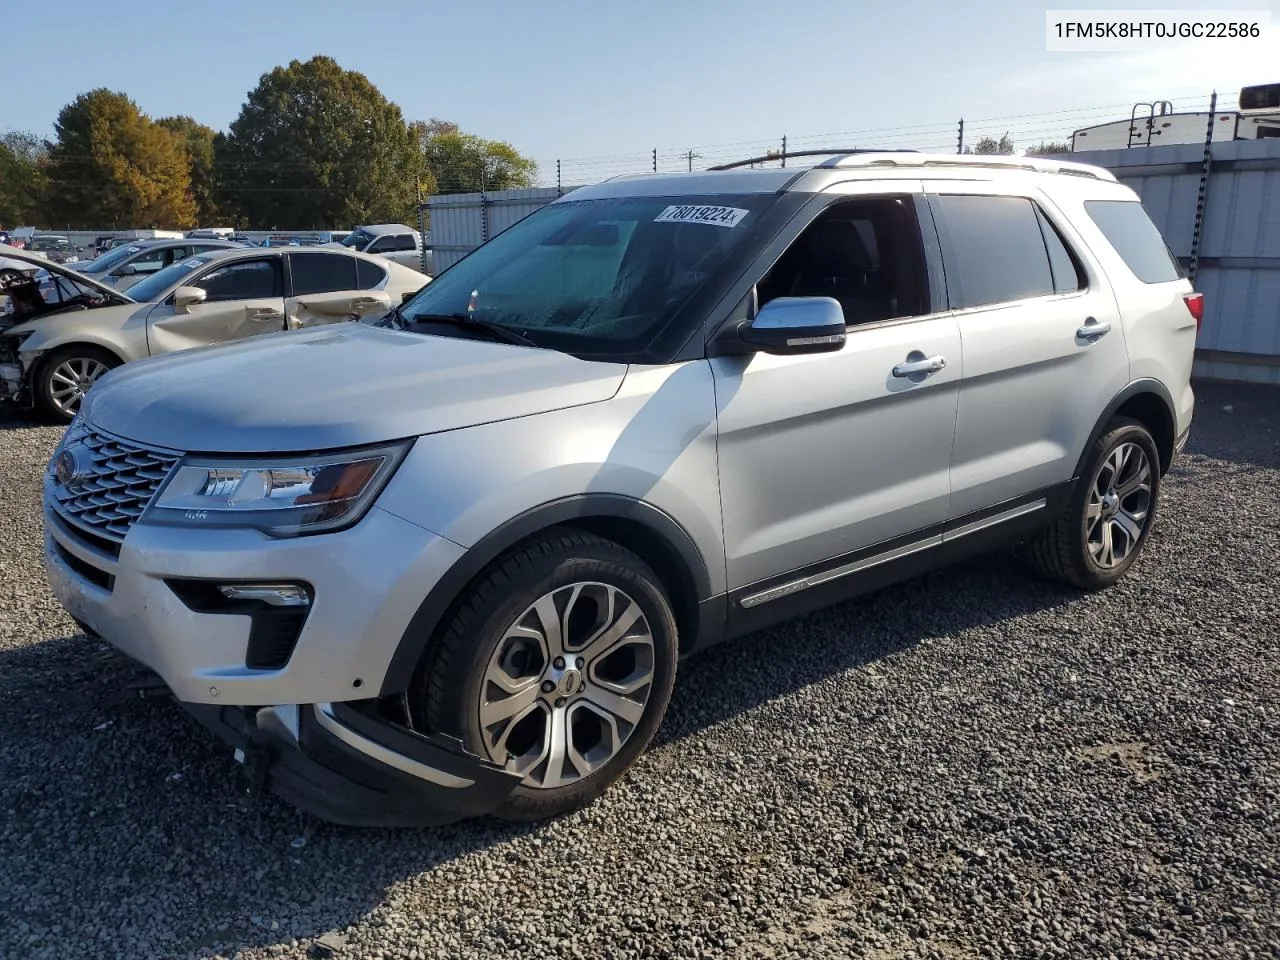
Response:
707,148,920,171
817,152,1117,182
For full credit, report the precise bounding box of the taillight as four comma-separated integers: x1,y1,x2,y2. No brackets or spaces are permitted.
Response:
1184,292,1204,332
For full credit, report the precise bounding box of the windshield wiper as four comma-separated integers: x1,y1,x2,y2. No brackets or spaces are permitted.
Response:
410,312,540,348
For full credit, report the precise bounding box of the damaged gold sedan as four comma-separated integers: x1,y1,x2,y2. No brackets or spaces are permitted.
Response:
0,244,430,423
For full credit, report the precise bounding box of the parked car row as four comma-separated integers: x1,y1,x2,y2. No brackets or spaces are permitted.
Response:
0,244,430,420
29,151,1198,830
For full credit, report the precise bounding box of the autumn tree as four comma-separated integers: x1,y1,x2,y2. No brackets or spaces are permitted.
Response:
217,56,418,228
157,115,221,224
0,131,48,227
44,89,195,229
413,119,538,194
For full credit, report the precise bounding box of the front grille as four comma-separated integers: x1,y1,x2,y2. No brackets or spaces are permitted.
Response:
50,424,183,542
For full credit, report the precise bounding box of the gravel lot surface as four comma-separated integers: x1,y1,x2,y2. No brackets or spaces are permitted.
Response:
1,380,1277,960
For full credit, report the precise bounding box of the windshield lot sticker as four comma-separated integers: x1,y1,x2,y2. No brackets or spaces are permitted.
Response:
181,258,205,268
654,205,749,228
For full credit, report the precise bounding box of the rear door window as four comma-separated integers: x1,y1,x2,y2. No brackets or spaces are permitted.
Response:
935,195,1056,308
1083,200,1183,283
289,252,359,295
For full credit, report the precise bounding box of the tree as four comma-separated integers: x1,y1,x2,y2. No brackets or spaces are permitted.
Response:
966,132,1015,155
1026,140,1073,157
0,131,48,227
44,89,195,229
217,56,418,229
413,118,538,194
157,116,221,224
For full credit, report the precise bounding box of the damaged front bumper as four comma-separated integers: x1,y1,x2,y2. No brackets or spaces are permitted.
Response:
180,694,522,827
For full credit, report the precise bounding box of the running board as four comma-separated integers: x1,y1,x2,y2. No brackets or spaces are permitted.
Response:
739,498,1047,610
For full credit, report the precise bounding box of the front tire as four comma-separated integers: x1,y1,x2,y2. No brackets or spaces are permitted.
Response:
35,345,120,424
1027,416,1161,589
413,530,678,821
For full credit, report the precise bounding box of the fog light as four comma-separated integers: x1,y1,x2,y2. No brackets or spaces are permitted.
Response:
218,584,311,607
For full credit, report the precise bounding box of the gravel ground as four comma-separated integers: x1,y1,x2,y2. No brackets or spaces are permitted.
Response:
1,380,1277,960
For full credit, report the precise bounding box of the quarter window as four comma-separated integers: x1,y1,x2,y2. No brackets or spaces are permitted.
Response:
356,258,387,289
196,259,283,302
290,252,359,295
1083,199,1183,283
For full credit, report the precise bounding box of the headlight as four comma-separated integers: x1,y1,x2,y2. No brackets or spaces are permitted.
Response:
142,441,411,537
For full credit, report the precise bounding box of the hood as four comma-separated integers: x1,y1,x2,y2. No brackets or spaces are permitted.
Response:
0,244,136,303
83,322,628,453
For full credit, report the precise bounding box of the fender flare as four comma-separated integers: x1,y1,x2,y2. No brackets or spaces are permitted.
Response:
378,494,712,697
1074,378,1177,478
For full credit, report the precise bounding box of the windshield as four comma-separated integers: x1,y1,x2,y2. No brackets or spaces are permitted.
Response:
31,237,71,251
126,254,215,302
398,194,776,357
340,229,374,249
77,243,145,274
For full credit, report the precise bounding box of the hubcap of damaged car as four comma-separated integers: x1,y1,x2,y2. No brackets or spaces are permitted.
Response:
479,582,656,789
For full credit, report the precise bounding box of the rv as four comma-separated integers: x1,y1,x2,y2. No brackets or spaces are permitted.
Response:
1072,82,1280,151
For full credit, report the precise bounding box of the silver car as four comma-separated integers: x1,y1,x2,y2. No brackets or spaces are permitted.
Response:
41,152,1198,826
0,244,430,421
73,238,242,291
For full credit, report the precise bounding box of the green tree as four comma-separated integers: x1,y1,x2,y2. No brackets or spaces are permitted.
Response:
966,132,1016,155
157,115,221,225
0,131,48,227
413,118,538,194
1026,140,1073,156
217,56,418,229
44,89,195,229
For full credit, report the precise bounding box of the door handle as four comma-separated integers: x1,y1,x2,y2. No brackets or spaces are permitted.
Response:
249,308,282,321
892,354,947,378
1076,317,1111,342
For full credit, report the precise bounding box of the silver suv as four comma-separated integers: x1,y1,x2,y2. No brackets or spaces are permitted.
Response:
42,152,1199,826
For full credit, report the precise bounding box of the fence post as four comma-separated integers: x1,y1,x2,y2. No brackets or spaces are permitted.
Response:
480,168,489,243
957,119,964,154
416,201,429,274
1188,90,1217,287
781,135,787,168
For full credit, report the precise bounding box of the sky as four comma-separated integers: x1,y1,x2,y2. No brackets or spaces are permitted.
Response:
7,0,1279,180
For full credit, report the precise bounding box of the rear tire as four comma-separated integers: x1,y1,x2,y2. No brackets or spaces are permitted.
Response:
1026,416,1161,590
35,345,120,424
412,530,678,821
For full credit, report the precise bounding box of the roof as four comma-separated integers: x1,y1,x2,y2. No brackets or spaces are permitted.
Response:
565,151,1119,202
354,223,419,235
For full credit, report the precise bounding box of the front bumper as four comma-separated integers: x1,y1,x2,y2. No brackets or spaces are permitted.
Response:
43,491,467,706
43,486,524,825
181,696,520,827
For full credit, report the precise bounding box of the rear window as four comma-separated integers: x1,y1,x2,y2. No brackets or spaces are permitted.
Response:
1083,200,1182,283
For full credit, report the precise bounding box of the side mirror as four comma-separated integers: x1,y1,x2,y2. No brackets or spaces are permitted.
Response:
173,285,207,313
737,296,847,355
118,263,137,276
401,290,416,304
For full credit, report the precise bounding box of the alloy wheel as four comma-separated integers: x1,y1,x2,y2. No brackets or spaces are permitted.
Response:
478,581,656,789
48,357,110,417
1086,440,1153,569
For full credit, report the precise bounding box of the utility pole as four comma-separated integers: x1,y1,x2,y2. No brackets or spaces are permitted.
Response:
682,148,702,171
